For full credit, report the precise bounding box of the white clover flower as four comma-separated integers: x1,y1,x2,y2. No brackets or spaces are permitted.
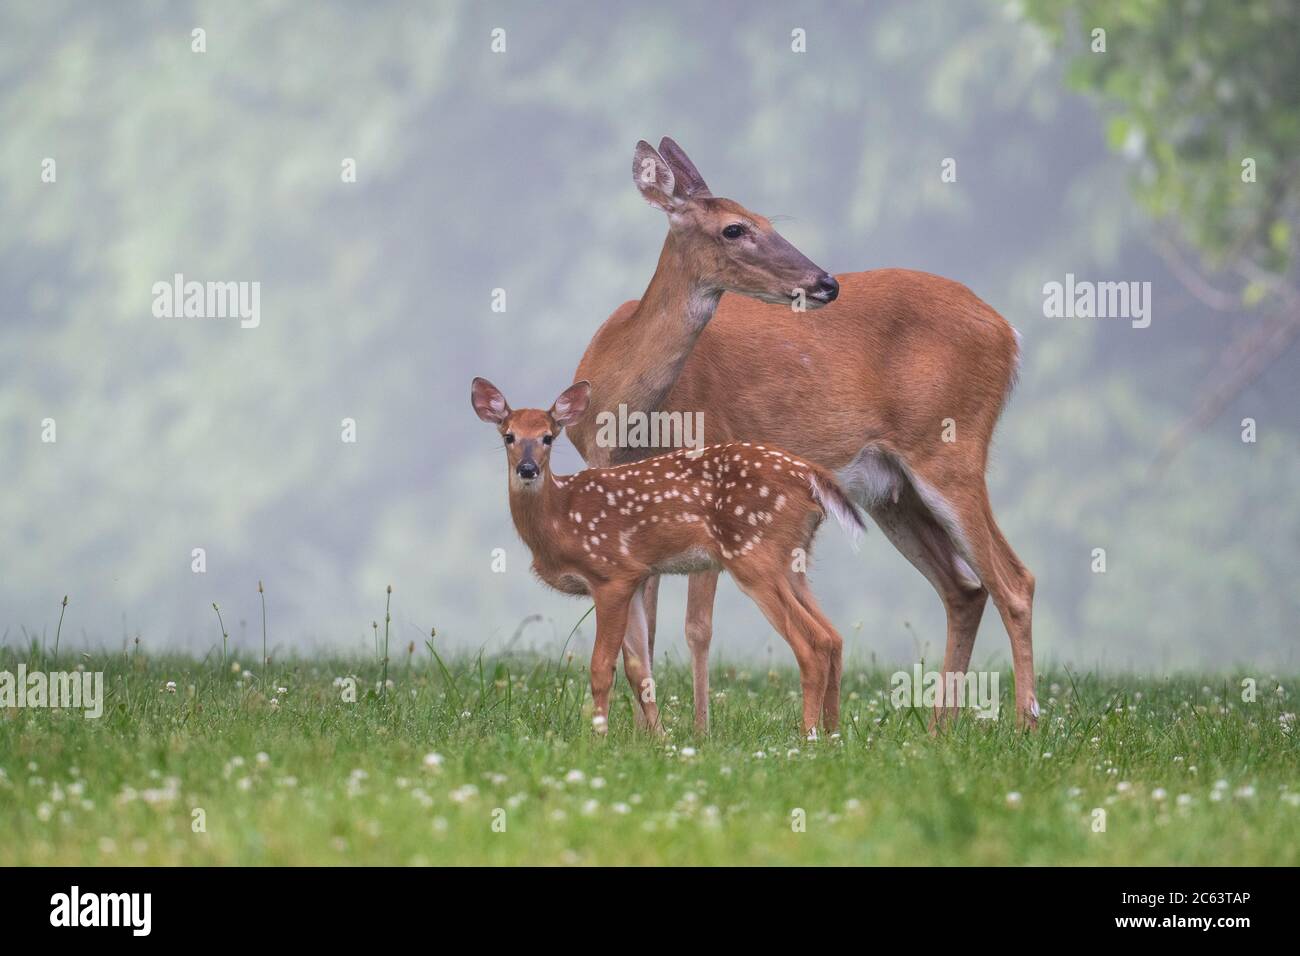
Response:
164,681,177,693
564,769,586,785
1151,787,1167,801
449,784,479,803
680,747,697,758
1005,792,1023,808
423,752,444,770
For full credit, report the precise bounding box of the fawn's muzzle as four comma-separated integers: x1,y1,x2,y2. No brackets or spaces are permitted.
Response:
516,462,539,480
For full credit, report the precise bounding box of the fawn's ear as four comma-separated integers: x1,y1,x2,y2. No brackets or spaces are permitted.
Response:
549,380,591,428
471,377,510,424
633,141,678,212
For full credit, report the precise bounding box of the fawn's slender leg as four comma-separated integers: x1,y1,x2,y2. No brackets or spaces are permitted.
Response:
622,585,648,730
790,574,844,734
732,571,827,736
589,585,634,735
684,571,719,732
620,582,662,733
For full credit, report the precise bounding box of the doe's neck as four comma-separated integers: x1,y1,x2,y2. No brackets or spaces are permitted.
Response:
574,232,723,467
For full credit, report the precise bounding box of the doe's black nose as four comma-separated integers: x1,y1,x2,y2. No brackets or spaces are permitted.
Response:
816,274,840,301
516,462,539,479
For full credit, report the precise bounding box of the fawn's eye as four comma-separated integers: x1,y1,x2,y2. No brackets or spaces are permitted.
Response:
722,223,745,240
504,433,514,444
542,434,553,446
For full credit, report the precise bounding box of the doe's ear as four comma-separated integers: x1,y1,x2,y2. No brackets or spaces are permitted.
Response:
549,380,591,428
471,377,510,424
658,137,711,199
632,141,678,212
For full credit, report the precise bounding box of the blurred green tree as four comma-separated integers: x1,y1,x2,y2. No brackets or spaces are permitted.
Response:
1021,0,1300,461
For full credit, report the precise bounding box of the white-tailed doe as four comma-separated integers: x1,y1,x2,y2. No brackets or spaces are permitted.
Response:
568,138,1036,731
472,376,864,737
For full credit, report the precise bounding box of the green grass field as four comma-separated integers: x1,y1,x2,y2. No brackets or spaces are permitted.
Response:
1,644,1296,865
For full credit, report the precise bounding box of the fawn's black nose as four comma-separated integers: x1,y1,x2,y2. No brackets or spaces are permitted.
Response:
815,274,840,302
516,462,539,480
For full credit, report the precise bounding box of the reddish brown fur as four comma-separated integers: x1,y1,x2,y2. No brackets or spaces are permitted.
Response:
472,376,858,736
567,139,1038,731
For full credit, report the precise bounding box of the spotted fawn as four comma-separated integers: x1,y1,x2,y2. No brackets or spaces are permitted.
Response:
473,377,864,737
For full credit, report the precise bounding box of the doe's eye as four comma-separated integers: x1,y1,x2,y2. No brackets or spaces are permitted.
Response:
504,433,515,444
542,435,554,446
722,223,745,240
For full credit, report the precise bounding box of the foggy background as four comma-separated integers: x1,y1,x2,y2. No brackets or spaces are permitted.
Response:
2,0,1296,671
